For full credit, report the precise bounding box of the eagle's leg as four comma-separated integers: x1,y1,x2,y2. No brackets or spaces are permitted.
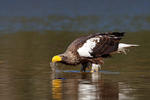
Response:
91,64,101,72
81,62,89,72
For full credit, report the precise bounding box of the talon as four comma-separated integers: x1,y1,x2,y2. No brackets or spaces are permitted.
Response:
91,64,101,72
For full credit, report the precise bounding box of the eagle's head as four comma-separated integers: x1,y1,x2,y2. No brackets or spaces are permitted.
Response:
51,52,78,71
50,54,66,72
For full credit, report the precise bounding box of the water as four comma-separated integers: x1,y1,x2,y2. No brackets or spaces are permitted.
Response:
0,31,150,100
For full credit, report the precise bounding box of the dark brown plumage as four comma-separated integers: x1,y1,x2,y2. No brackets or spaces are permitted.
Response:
52,32,125,72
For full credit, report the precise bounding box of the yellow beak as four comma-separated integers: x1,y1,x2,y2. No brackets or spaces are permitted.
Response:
52,55,62,63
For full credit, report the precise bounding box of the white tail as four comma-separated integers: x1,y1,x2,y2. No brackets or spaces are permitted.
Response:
118,43,139,54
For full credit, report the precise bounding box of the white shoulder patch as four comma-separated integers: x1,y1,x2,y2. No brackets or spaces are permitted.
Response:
77,37,101,57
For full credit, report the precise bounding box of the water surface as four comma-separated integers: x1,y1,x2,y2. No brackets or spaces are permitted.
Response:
0,31,150,100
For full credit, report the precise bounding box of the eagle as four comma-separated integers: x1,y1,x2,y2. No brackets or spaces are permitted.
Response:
51,32,139,72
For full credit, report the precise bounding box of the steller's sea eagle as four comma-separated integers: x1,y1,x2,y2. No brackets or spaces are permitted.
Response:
51,32,139,72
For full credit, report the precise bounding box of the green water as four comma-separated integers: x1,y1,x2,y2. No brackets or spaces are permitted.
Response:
0,31,150,100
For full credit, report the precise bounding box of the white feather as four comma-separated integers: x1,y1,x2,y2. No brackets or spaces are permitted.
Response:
77,37,100,57
118,43,139,54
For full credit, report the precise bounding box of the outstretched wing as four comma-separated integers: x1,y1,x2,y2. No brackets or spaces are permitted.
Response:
77,32,125,58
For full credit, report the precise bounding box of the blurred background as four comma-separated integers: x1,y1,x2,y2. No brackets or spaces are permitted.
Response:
0,0,150,32
0,0,150,100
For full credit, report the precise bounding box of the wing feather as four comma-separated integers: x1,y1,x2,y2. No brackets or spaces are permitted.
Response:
91,36,120,57
66,32,125,58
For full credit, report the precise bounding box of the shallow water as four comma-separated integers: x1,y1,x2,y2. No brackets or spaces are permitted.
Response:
0,31,150,100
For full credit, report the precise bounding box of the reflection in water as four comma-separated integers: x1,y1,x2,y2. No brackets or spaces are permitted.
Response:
78,72,118,100
51,72,135,100
52,79,62,100
119,82,135,100
78,72,102,100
